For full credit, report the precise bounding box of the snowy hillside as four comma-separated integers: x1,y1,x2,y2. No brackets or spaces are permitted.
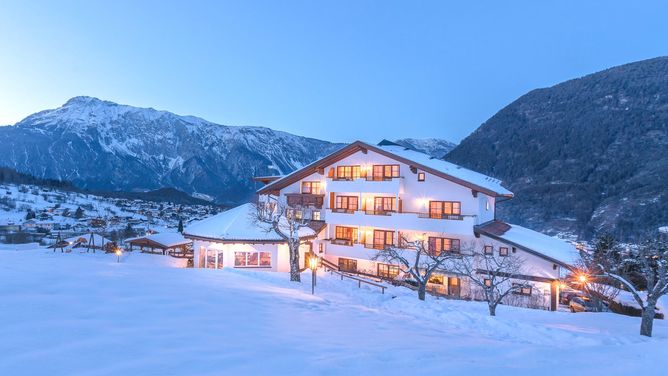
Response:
0,245,665,375
0,183,217,243
394,137,457,158
0,97,344,205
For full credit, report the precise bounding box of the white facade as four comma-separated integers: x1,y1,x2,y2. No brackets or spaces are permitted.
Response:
190,141,578,311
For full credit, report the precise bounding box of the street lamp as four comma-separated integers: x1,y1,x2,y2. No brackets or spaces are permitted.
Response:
309,256,318,294
115,248,122,263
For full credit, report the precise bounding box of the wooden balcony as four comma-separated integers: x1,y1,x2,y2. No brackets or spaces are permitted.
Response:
285,193,324,209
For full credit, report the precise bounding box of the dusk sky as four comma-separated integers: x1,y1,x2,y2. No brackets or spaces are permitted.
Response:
1,1,667,143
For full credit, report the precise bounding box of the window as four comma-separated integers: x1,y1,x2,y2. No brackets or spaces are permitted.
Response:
373,197,395,212
428,201,461,219
338,257,357,272
336,165,361,180
377,263,400,279
371,164,400,180
484,278,492,287
206,249,217,269
373,230,394,249
301,181,321,194
335,196,359,212
418,172,425,182
335,226,357,242
318,243,324,254
428,274,444,284
512,283,532,296
234,251,272,268
499,247,509,257
428,237,461,255
311,211,321,220
485,201,490,211
484,245,493,255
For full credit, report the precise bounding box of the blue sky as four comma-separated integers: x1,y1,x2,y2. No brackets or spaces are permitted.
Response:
1,1,667,143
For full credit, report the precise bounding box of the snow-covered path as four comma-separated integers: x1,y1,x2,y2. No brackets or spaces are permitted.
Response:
0,245,665,375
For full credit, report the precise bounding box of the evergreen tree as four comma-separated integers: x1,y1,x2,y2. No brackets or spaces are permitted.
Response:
177,219,184,233
74,206,84,219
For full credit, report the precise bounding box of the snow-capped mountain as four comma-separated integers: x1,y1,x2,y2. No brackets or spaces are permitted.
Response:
0,97,343,204
394,138,457,158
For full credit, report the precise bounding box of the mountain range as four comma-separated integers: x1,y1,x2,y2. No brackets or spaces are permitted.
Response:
446,56,668,240
0,97,345,205
0,97,453,206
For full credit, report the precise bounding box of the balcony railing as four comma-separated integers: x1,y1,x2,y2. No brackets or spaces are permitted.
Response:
364,210,393,216
417,213,465,220
362,242,395,250
364,176,400,182
331,208,357,214
285,193,324,209
331,238,355,246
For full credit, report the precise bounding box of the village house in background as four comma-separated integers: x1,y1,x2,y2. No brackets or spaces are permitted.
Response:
185,140,581,311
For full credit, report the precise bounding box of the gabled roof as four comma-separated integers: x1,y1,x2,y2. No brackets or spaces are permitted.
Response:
475,220,581,268
126,232,191,249
256,140,513,198
183,203,317,243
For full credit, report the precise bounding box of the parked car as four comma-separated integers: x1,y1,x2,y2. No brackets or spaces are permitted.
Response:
569,296,598,313
560,291,580,305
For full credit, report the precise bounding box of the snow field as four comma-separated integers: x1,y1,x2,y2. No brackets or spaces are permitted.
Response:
0,245,665,376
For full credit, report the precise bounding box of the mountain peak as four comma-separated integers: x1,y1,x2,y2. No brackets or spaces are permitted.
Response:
62,96,115,108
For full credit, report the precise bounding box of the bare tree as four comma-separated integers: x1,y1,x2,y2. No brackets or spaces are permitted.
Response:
573,234,620,312
254,201,313,282
372,235,457,301
582,231,668,337
448,243,529,316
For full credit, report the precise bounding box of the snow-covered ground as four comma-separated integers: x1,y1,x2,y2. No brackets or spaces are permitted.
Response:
0,244,665,376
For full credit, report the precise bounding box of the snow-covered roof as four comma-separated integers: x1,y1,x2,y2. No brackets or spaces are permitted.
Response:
126,232,191,248
184,203,316,242
375,143,513,197
257,140,512,198
476,221,581,268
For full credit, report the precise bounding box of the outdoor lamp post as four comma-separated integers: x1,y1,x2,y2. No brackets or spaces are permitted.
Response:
309,256,318,294
115,248,122,263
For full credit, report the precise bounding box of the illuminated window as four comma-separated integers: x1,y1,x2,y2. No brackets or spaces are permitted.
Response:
338,257,357,272
377,263,400,279
429,201,461,218
512,283,532,296
484,278,492,287
484,245,493,255
311,211,321,220
371,164,400,180
428,237,461,255
373,230,394,249
301,181,321,194
335,196,359,211
428,274,444,284
234,251,272,267
418,172,425,182
336,165,361,180
499,247,509,256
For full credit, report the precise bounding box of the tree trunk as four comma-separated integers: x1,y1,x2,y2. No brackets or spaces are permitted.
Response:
488,302,497,316
289,243,301,282
417,283,426,301
640,301,656,337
